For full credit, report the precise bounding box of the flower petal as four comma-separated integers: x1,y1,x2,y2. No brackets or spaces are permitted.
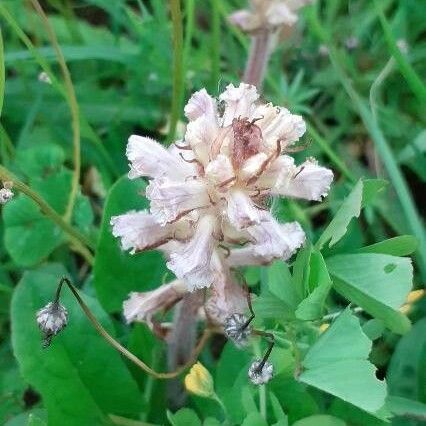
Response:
226,189,263,230
219,83,259,126
146,177,211,225
229,214,305,265
205,154,235,187
273,158,334,201
111,211,172,253
185,116,219,165
167,215,221,291
127,135,188,179
123,280,187,325
184,88,217,121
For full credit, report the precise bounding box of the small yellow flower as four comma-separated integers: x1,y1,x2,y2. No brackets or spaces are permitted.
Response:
406,289,424,304
319,323,330,333
184,362,215,398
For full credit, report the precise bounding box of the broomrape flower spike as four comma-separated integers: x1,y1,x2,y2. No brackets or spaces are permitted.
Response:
112,83,333,300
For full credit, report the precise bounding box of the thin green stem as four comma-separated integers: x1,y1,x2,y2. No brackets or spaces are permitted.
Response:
168,0,184,144
183,0,195,70
0,165,95,264
307,6,426,280
307,125,356,182
0,27,5,118
374,0,426,104
30,0,80,223
0,3,119,179
213,393,228,420
211,0,220,91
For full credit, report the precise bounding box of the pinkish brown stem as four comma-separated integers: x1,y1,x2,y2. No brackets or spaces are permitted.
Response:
243,29,275,89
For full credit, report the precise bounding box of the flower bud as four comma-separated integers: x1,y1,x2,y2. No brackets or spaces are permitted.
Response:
36,301,68,347
224,313,251,347
184,362,215,398
248,359,274,385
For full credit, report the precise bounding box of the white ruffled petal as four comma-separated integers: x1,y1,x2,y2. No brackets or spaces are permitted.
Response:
259,107,306,151
239,152,269,182
228,9,258,32
146,178,210,225
123,280,187,325
126,135,188,179
219,83,259,126
185,115,219,165
205,273,247,325
111,211,172,254
266,3,297,27
226,189,263,230
167,215,220,291
228,214,305,265
184,88,217,121
205,154,235,187
273,158,334,201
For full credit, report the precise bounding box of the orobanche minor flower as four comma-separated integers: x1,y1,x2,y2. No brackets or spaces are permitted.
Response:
112,82,332,315
229,0,312,33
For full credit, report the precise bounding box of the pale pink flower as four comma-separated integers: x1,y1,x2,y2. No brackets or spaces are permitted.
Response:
123,280,187,327
112,82,332,324
229,0,312,33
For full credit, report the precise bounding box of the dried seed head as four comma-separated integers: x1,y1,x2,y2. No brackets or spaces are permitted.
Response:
0,187,13,204
223,313,251,346
36,301,68,347
248,359,274,385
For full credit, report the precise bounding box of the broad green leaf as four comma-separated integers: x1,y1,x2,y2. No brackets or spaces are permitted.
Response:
292,245,312,300
292,415,345,426
356,236,418,256
327,253,412,334
386,396,426,422
267,260,298,308
296,251,332,320
11,264,142,425
94,176,166,312
316,179,387,250
316,180,363,250
270,378,319,424
299,309,387,415
241,413,268,426
387,318,426,402
167,408,201,426
3,196,64,266
253,291,295,321
269,391,288,425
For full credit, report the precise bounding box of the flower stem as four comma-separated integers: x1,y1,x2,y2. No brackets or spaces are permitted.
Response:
168,0,184,144
211,0,221,91
0,165,95,264
243,30,275,89
30,0,80,223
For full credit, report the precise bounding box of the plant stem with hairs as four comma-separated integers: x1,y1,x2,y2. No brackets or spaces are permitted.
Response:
243,30,275,88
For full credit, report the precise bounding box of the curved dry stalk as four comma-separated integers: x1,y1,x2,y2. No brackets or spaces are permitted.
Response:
59,278,213,380
30,0,80,223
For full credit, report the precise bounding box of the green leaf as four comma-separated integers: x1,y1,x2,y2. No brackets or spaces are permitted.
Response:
327,253,412,334
3,196,64,266
316,180,363,250
387,318,426,402
94,176,166,312
269,391,288,425
299,309,387,415
241,413,268,426
253,291,295,321
386,396,426,422
267,260,298,309
356,236,418,256
292,415,345,426
167,408,201,426
296,251,332,321
11,264,142,425
316,179,387,250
